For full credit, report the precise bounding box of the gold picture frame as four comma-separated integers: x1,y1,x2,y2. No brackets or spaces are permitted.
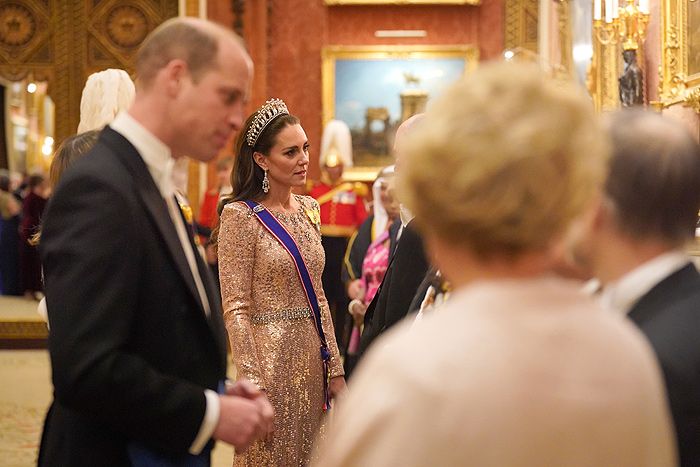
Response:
659,0,700,104
322,45,479,181
324,0,480,5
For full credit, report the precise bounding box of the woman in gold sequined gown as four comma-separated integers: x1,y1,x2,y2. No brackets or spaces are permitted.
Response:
214,99,346,466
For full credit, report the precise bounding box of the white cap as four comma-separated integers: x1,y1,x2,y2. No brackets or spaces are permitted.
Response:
320,120,353,168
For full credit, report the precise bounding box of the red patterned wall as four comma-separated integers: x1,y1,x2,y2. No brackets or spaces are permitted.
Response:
207,0,504,181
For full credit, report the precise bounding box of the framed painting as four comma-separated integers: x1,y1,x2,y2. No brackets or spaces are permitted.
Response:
659,0,700,103
321,45,479,181
324,0,480,4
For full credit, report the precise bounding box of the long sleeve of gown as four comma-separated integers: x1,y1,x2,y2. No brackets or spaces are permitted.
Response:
307,198,344,378
318,290,344,378
218,202,266,390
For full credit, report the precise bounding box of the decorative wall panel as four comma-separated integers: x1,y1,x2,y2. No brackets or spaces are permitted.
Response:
0,0,178,144
0,1,53,82
505,0,539,53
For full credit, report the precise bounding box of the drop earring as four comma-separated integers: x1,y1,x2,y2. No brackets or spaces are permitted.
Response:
262,169,270,193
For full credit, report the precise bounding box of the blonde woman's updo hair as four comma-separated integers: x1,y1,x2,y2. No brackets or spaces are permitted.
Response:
77,69,135,133
399,62,609,258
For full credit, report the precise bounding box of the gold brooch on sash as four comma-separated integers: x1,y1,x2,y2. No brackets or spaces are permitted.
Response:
305,208,321,232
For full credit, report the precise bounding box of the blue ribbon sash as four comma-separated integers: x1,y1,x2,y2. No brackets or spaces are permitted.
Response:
243,200,332,411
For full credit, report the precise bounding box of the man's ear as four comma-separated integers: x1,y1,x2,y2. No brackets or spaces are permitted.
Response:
162,59,188,97
252,151,267,171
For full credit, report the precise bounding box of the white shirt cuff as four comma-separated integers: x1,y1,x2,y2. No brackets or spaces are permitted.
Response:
189,389,220,455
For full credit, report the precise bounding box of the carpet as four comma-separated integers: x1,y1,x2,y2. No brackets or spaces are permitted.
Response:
0,350,234,466
0,296,48,349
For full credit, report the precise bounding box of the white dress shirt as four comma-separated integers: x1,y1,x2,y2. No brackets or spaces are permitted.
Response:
397,204,414,240
601,250,691,315
109,112,218,454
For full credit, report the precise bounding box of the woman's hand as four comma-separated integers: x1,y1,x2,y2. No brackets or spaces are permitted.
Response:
329,376,347,400
347,279,365,301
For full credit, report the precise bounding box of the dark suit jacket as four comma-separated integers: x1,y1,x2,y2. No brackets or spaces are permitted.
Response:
38,127,228,466
628,262,700,467
358,221,429,356
407,266,441,314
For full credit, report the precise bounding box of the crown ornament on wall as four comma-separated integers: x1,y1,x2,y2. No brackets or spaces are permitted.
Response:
245,98,289,147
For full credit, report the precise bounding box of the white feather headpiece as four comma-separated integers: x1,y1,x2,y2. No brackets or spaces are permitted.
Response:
77,69,135,133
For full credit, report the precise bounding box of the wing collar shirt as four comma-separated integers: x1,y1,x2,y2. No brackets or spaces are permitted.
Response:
397,204,414,240
601,250,691,315
109,111,219,455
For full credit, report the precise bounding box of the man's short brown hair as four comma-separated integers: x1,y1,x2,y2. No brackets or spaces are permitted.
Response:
606,110,700,244
136,18,241,88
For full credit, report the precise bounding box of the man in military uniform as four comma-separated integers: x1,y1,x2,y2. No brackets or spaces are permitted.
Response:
309,120,367,354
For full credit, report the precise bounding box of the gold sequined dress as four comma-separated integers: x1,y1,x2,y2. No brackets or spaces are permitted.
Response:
218,194,344,467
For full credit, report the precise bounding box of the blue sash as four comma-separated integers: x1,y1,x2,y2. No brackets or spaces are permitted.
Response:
243,200,332,411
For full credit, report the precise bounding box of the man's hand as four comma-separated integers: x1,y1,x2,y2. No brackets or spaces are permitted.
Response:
226,379,274,439
225,378,262,398
213,395,266,453
348,300,367,325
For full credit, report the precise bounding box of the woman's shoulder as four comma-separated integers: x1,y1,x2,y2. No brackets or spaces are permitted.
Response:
221,200,254,221
295,194,319,211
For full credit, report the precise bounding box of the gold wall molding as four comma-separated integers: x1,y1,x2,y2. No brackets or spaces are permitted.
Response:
179,0,206,214
590,34,621,112
0,0,178,145
324,0,480,4
557,0,573,76
0,1,53,85
659,0,700,103
505,0,539,53
683,87,700,112
180,0,206,18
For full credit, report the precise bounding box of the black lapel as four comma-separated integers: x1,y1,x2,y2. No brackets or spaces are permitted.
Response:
364,220,407,325
174,197,228,361
389,219,401,256
628,263,700,325
100,128,204,315
194,247,228,359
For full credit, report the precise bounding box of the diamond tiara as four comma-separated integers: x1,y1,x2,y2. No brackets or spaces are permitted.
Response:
245,98,290,148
